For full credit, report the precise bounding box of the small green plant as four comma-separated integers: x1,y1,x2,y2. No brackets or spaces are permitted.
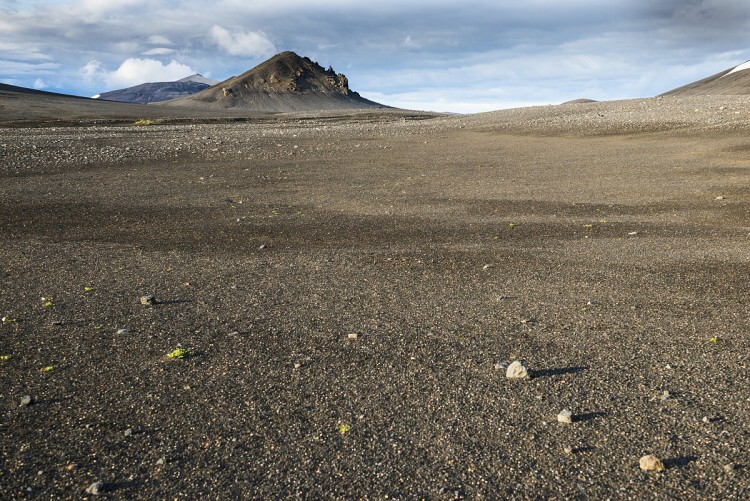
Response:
166,347,193,360
0,355,11,361
1,316,16,324
42,366,54,372
708,337,718,343
134,119,156,126
337,421,351,435
84,287,94,292
42,297,53,308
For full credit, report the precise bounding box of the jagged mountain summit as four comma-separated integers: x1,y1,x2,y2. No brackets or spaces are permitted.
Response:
162,51,386,112
95,74,219,104
661,60,750,96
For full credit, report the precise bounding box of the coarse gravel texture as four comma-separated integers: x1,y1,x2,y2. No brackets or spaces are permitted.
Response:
1,96,750,499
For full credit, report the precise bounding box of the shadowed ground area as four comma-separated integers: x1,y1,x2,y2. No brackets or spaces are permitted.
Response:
1,97,749,498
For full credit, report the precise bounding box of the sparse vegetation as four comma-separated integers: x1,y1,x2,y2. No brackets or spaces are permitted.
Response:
166,347,193,360
134,119,156,126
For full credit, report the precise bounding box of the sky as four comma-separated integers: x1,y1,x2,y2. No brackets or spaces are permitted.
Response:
1,0,750,113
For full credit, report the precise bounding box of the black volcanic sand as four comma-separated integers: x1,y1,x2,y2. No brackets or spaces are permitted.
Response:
1,98,750,498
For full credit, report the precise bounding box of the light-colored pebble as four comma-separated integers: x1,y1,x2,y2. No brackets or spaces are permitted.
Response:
557,409,573,424
85,481,106,495
506,360,530,379
639,455,665,472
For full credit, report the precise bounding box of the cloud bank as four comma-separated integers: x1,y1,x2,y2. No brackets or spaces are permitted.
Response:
1,0,750,111
81,58,195,89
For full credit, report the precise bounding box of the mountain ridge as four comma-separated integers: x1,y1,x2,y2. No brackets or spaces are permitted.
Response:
661,61,750,96
161,51,386,112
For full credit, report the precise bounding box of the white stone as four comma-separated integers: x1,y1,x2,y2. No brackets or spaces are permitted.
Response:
505,360,530,379
639,455,665,472
557,409,573,424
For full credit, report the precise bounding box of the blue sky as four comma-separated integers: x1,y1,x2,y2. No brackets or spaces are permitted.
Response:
1,0,749,113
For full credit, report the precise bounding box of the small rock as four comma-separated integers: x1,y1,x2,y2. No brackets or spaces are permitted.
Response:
85,481,106,495
557,410,573,424
20,395,33,407
482,264,492,271
258,243,268,250
716,195,726,200
563,446,574,455
124,428,133,436
628,231,639,236
140,295,157,306
724,463,736,474
639,455,665,472
659,390,671,401
347,333,358,340
702,416,710,423
294,362,302,369
494,361,509,371
116,328,129,335
156,457,166,466
505,360,530,379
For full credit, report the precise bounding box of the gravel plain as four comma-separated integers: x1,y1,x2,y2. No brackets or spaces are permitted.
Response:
1,95,750,499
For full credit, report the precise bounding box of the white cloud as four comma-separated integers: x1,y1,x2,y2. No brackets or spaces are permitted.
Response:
403,35,420,49
207,25,275,57
80,58,195,88
143,48,175,56
32,78,47,89
80,60,102,83
147,35,173,45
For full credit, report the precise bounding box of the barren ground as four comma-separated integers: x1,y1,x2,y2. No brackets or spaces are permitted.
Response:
1,96,749,499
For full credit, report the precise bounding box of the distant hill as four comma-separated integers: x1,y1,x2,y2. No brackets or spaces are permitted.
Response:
661,61,750,96
162,51,386,112
95,74,219,104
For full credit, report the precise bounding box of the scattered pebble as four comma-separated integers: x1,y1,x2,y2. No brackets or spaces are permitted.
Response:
294,362,302,369
156,457,166,466
116,328,129,335
258,243,268,250
347,333,358,340
639,455,665,472
20,395,33,407
564,446,574,455
140,295,157,305
628,231,638,236
505,360,530,379
716,195,725,200
124,428,133,436
85,481,106,495
494,361,509,371
482,264,492,271
659,390,671,401
557,409,573,424
724,463,736,474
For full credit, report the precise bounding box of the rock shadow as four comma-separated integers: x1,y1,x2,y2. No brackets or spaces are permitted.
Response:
574,411,606,423
531,366,588,378
663,456,699,469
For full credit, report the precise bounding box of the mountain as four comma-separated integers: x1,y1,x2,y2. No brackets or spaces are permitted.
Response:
95,74,219,104
161,51,386,112
177,74,218,86
661,61,750,96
